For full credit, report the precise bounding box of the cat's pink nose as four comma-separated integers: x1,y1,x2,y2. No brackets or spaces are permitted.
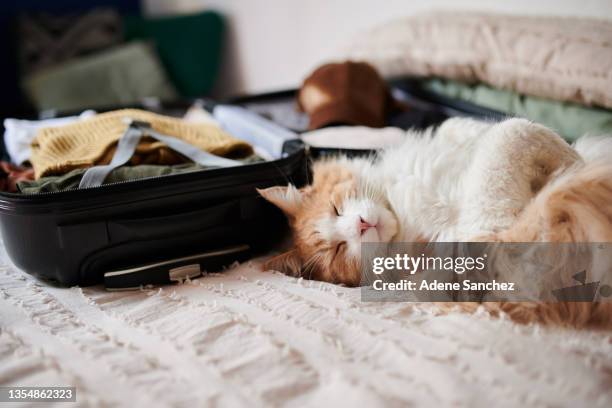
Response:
359,217,376,235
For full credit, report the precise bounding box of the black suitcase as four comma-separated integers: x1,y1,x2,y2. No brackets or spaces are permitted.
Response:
0,103,309,288
0,82,505,288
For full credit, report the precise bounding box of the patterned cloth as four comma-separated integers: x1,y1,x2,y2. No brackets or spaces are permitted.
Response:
23,42,179,112
17,8,122,75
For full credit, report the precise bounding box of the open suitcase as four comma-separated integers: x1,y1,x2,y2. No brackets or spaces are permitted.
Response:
0,80,505,289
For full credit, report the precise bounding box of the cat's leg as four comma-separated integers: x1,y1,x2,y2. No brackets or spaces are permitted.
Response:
437,299,612,328
489,160,612,243
454,161,612,327
459,118,581,238
493,302,612,327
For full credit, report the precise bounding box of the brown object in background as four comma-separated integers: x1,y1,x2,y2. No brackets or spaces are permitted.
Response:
0,162,35,193
298,61,392,130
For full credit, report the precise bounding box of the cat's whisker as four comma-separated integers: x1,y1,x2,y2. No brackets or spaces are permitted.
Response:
302,252,324,281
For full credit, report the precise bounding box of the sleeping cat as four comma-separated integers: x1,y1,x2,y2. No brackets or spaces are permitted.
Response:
258,117,612,326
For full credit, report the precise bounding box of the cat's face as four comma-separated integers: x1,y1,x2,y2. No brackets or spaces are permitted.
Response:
258,160,398,286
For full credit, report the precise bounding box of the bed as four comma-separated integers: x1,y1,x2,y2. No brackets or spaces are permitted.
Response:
1,240,611,407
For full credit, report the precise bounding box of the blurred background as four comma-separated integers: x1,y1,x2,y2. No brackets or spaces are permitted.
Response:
144,0,612,98
2,0,611,123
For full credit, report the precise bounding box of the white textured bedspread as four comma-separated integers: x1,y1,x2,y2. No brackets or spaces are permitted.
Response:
1,245,611,408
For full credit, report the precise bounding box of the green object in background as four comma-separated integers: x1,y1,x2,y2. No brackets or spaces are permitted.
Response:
124,11,225,97
23,41,178,112
423,79,612,141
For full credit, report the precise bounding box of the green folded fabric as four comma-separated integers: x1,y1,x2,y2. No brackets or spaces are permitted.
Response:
17,155,263,194
124,11,224,97
23,41,178,112
423,79,612,141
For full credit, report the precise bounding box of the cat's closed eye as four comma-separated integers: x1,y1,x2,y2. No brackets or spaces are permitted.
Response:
332,202,341,216
333,241,346,260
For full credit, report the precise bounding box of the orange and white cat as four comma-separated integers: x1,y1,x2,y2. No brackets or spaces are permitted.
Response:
258,117,612,326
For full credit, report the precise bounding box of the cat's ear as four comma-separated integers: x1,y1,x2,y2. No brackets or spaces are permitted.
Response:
263,249,302,277
257,184,304,217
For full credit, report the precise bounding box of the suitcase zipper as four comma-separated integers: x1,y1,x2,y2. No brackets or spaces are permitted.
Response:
0,148,308,202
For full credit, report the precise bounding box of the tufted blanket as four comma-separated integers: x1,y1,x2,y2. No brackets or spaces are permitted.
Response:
0,242,611,407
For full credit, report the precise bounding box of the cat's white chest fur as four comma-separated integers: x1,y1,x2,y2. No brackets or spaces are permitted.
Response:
354,118,580,242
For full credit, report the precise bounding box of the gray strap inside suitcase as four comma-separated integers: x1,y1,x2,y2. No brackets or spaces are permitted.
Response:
79,120,242,189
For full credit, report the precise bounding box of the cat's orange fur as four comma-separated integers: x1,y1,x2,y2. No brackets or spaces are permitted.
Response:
260,161,363,286
260,160,612,328
457,162,612,327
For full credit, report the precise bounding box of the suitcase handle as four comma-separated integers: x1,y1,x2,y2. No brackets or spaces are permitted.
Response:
103,244,251,290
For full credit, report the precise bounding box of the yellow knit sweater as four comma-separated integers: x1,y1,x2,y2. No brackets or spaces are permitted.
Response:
30,109,253,178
